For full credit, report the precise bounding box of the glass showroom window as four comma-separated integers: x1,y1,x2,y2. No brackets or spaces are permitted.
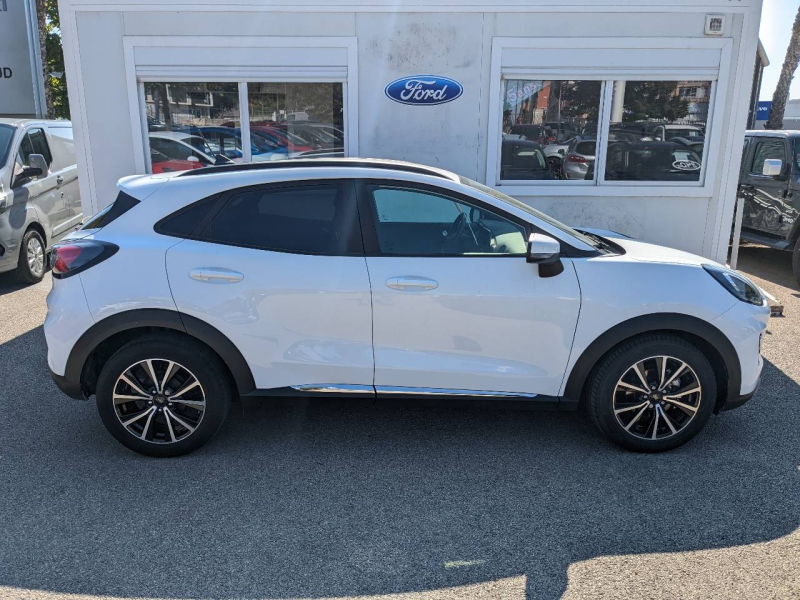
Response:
247,82,345,159
604,81,711,183
501,80,602,182
144,82,240,173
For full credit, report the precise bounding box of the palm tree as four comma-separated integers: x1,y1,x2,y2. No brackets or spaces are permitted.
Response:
766,6,800,129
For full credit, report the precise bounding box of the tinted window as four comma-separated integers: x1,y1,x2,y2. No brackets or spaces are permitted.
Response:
370,186,527,256
750,139,787,175
0,125,15,166
156,195,219,237
200,183,361,255
27,129,53,166
81,192,140,230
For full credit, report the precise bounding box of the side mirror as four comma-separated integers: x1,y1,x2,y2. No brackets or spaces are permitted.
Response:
762,158,783,177
526,233,561,265
186,156,200,163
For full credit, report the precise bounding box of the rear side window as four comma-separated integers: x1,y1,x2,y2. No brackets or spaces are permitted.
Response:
81,192,140,230
155,195,219,238
198,182,362,255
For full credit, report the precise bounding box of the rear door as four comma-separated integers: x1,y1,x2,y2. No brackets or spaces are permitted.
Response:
358,180,581,398
742,136,792,236
165,179,374,392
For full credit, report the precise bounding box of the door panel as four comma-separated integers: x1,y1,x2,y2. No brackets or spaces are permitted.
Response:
366,256,581,396
360,182,581,397
167,241,373,390
742,138,792,236
165,179,373,390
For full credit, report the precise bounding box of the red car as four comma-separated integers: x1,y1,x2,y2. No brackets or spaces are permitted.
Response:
249,125,314,154
150,148,205,173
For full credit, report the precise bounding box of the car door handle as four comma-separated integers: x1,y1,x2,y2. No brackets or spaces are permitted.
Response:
189,267,244,283
56,175,64,185
386,276,439,291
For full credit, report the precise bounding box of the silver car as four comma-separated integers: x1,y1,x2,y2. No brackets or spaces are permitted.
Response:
0,119,82,283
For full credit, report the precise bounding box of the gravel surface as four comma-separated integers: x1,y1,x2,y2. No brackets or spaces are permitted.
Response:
0,246,798,600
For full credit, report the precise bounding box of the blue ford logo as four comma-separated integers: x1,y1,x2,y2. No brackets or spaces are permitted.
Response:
384,75,463,106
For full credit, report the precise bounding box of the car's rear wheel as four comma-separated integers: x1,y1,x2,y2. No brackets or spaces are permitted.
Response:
15,229,46,284
791,236,800,286
588,334,716,452
96,334,233,457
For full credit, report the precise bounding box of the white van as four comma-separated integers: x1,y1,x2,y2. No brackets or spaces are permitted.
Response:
0,119,82,283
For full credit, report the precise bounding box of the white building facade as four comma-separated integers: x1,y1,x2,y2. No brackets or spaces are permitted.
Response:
59,0,763,262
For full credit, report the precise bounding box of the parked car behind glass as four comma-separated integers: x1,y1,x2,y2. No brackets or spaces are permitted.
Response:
0,118,82,283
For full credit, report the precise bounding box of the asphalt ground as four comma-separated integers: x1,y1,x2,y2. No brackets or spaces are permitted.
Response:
0,244,798,599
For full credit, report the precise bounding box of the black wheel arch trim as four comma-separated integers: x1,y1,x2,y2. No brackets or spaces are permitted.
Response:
563,313,741,412
64,308,256,398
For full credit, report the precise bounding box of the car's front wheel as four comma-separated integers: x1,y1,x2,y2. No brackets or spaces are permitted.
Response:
96,334,233,457
791,236,800,286
16,229,46,284
588,334,716,452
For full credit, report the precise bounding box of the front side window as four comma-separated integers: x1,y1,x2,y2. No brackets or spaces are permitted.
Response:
750,139,787,176
27,129,53,166
502,79,602,181
369,186,527,256
200,183,361,255
605,81,711,182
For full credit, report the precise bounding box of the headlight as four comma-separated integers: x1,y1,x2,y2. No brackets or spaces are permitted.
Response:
702,264,764,305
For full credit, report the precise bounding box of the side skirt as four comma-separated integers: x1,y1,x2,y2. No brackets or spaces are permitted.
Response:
243,385,569,410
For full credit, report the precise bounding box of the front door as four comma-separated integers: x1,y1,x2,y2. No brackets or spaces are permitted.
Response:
742,137,793,237
359,181,581,398
166,180,374,392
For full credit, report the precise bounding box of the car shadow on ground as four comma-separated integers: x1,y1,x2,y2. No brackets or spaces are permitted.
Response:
736,244,797,292
1,326,799,599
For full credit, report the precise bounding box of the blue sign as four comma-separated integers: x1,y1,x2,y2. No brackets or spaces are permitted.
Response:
757,101,772,121
385,75,463,106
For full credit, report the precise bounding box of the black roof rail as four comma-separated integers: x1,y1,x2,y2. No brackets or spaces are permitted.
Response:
176,158,457,181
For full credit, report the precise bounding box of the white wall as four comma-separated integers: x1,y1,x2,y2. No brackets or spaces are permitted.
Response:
59,0,764,261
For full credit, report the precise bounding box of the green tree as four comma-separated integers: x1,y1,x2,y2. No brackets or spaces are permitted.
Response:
766,6,800,130
621,82,689,123
37,0,69,119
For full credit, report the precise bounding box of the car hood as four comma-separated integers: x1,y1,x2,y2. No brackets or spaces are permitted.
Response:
578,228,723,268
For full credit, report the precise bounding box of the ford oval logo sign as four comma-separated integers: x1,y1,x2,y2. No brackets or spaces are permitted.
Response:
385,75,463,106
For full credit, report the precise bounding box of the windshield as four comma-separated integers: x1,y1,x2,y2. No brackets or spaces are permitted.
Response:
458,176,597,249
0,125,15,167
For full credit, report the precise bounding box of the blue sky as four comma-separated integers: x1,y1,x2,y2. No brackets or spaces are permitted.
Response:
759,0,800,100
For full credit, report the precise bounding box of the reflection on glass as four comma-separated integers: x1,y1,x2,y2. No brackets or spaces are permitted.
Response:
501,80,602,181
604,81,710,182
247,83,345,159
144,82,240,173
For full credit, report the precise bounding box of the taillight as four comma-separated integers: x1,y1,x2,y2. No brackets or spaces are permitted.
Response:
567,154,586,164
52,240,118,279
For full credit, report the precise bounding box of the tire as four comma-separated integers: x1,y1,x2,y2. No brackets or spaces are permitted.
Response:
587,334,716,452
15,229,46,284
792,237,800,287
96,334,233,457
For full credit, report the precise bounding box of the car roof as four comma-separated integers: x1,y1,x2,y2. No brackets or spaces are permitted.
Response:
0,118,72,128
149,131,202,141
170,157,460,181
745,130,800,138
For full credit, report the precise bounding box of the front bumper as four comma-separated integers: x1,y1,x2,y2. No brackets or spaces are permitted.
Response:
721,373,761,412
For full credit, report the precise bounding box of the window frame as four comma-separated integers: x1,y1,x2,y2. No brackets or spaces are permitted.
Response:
124,36,358,178
486,37,733,198
163,179,365,257
356,178,544,258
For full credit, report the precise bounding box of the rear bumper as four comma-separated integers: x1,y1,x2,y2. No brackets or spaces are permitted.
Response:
49,367,85,400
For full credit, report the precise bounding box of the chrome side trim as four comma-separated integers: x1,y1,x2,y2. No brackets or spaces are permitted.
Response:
290,384,375,395
375,386,538,399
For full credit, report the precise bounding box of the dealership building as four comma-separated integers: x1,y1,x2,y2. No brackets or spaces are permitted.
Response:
59,0,764,263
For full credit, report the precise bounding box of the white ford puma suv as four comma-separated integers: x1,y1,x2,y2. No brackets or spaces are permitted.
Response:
45,159,769,457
